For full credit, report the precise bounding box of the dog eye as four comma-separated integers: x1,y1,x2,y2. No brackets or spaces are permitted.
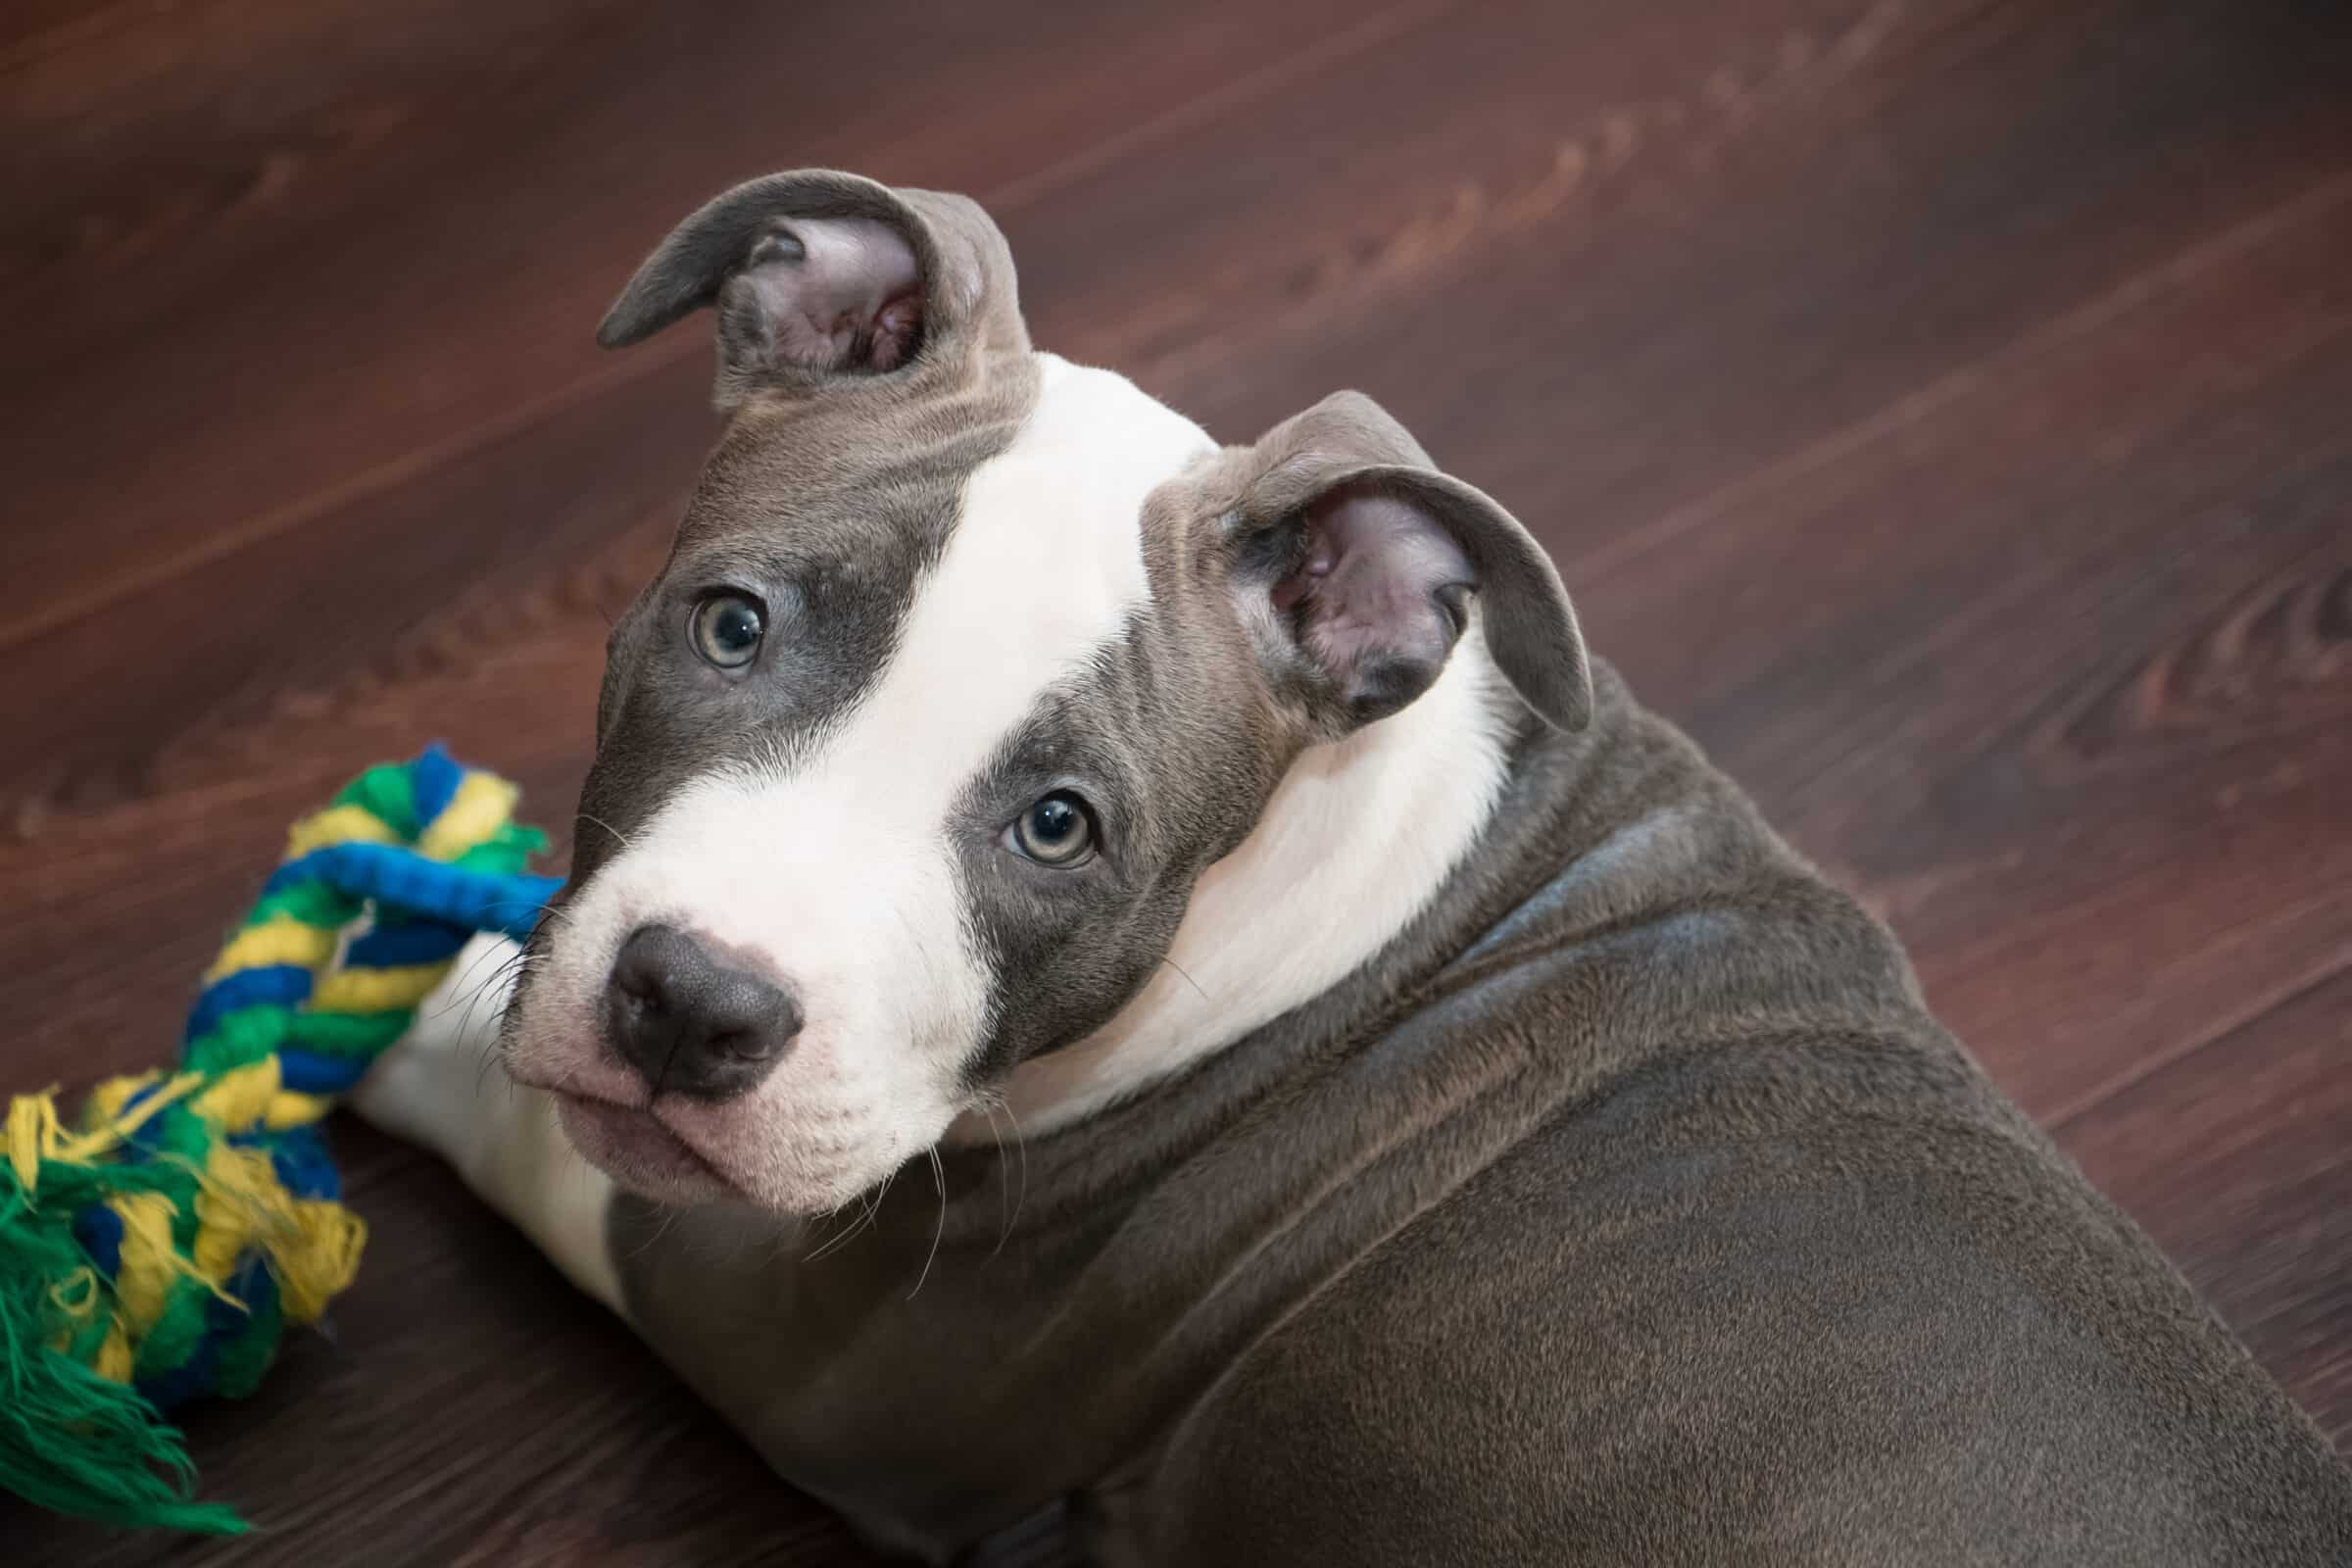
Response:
1010,792,1095,866
690,593,765,669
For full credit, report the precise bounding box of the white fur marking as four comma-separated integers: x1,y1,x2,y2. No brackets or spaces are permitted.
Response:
353,934,624,1312
956,629,1517,1139
511,357,1214,1209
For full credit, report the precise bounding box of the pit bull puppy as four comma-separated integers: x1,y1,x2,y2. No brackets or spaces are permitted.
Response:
355,170,2352,1565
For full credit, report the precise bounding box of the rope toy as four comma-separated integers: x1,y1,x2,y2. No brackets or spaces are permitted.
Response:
1,746,562,1535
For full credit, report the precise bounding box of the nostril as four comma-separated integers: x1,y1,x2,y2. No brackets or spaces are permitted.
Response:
706,976,802,1062
710,1027,769,1062
610,932,678,1006
605,924,801,1099
722,989,804,1061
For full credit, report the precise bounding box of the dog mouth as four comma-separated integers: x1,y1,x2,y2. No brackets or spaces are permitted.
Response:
544,1088,743,1203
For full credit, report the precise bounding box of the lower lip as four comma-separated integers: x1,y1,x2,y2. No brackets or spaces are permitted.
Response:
553,1095,737,1201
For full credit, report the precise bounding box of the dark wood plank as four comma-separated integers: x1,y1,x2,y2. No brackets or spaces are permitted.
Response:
4,1124,873,1566
2061,968,2352,1446
1589,180,2352,1119
0,0,1429,646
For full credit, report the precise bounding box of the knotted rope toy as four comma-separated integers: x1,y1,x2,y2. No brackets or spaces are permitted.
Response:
1,746,563,1534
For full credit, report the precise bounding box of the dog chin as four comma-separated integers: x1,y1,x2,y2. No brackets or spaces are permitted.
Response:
549,1090,896,1216
553,1095,743,1206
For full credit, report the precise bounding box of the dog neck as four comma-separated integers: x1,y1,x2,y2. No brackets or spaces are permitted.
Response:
951,630,1520,1142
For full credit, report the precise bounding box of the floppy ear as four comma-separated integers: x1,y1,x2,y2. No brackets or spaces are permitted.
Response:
596,169,1027,407
1225,392,1592,733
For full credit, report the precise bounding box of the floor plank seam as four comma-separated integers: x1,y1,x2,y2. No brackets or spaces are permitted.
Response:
1568,169,2352,593
2048,950,2352,1135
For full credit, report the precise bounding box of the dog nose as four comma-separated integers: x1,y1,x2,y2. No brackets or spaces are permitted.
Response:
605,924,801,1100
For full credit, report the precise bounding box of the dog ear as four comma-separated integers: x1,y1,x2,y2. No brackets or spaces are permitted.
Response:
596,170,1027,408
1224,391,1592,734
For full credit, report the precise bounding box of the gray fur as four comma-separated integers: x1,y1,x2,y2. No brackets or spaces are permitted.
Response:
560,172,2350,1564
612,665,2352,1565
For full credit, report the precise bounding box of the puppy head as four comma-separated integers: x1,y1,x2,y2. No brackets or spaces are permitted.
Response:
506,171,1590,1212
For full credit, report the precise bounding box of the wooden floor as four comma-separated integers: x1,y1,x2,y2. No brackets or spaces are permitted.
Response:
5,0,2349,1560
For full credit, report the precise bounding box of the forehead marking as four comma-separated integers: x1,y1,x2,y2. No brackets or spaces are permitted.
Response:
782,355,1212,810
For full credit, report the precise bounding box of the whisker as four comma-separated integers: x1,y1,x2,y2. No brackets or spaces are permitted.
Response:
1158,956,1210,1001
455,949,526,1027
802,1203,875,1263
627,1193,684,1263
981,1100,1012,1255
472,1010,532,1097
431,938,517,1023
995,1094,1030,1243
907,1146,947,1300
576,812,636,852
803,1135,904,1264
455,953,532,1077
802,1188,874,1264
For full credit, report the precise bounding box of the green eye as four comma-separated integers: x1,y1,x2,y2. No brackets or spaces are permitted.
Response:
1011,792,1095,866
692,594,765,668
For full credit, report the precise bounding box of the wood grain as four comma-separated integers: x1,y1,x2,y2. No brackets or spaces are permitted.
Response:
3,0,2347,1560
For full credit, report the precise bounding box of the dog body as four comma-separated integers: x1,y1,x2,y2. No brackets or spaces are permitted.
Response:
357,172,2352,1564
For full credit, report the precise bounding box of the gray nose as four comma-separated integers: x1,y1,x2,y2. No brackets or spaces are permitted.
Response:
605,924,801,1100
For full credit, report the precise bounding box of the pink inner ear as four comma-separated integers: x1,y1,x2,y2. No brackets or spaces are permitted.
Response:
740,217,924,373
868,291,923,371
1276,489,1474,718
